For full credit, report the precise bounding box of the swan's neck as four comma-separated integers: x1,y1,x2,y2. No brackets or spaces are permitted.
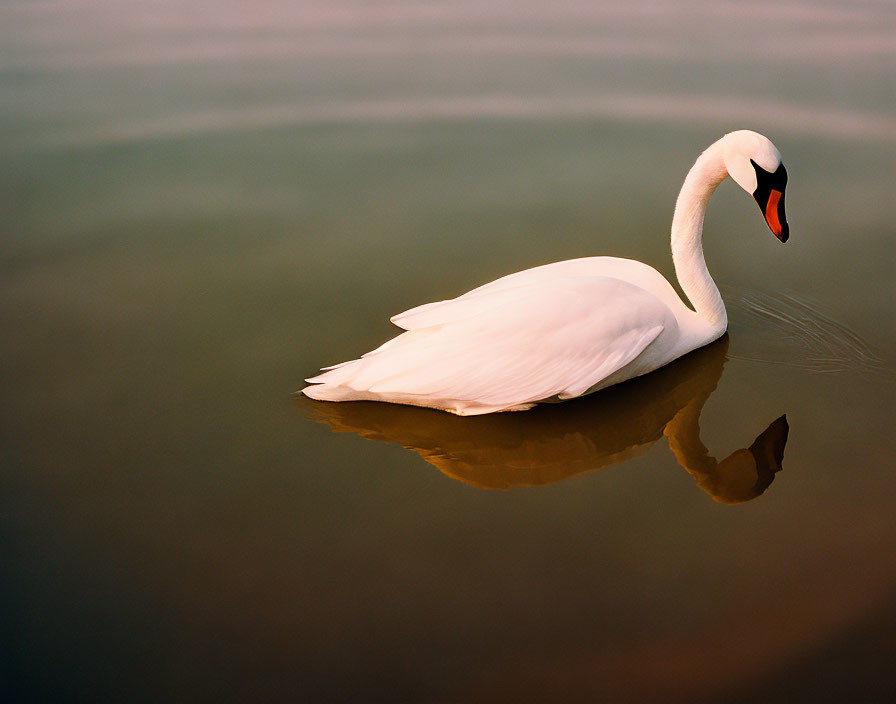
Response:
671,139,729,331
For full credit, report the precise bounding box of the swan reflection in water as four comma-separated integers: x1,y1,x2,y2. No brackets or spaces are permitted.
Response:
304,336,788,504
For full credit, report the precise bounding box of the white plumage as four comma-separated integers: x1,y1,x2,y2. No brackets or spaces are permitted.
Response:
303,130,789,415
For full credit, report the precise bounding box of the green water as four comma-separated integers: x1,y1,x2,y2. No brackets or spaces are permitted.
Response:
3,2,895,702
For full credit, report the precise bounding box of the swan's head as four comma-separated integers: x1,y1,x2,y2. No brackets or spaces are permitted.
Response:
723,130,789,242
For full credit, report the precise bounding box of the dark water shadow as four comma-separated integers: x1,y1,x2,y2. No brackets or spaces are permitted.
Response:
298,336,788,504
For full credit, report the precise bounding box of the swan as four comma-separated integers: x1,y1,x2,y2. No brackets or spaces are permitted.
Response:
302,130,789,415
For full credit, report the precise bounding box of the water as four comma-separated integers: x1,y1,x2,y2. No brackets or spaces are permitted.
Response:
3,1,895,702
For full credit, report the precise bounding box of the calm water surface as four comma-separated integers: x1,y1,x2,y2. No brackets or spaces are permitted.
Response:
3,1,895,702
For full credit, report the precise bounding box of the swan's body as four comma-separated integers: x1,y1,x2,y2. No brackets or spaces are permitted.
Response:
303,130,789,415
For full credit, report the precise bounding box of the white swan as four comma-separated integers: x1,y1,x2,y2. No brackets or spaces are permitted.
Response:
302,130,789,415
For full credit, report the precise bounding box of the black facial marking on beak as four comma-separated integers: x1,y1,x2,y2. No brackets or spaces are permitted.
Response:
751,159,789,242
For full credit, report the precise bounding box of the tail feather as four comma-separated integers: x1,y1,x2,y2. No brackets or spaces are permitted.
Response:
304,359,361,385
318,360,355,372
302,383,370,402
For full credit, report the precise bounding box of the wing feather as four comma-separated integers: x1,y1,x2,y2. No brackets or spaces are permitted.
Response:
306,276,675,411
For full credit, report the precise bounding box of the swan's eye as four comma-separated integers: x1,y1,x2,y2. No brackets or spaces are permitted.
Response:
750,159,787,192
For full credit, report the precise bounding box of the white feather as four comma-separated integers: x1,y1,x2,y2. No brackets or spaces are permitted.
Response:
306,277,671,414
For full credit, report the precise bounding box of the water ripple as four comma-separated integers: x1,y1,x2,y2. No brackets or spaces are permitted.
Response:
725,287,890,377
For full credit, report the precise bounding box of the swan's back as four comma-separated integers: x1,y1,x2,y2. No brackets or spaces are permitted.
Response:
391,256,689,331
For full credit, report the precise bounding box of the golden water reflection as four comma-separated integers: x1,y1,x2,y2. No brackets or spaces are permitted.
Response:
305,336,788,504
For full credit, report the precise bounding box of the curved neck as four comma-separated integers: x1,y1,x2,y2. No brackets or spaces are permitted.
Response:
671,139,729,330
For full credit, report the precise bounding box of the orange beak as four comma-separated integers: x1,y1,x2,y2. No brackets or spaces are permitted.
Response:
763,188,788,242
